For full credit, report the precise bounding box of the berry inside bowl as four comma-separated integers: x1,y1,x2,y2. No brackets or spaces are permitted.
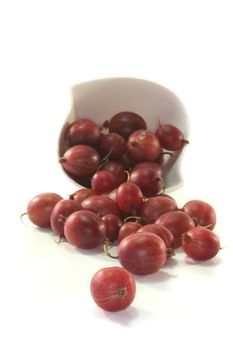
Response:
58,77,189,191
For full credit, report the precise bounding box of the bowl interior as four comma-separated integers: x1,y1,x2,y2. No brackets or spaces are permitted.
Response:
58,77,189,190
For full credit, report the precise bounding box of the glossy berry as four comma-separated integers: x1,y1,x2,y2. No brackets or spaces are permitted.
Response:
155,123,188,151
129,166,164,197
69,188,99,205
118,232,167,275
50,199,82,236
102,214,122,242
26,193,63,228
90,266,136,311
132,161,163,176
137,224,174,248
156,210,195,248
64,210,106,249
91,170,119,193
140,195,177,224
127,130,161,162
116,182,144,214
118,221,142,243
64,118,100,146
107,111,147,140
182,227,220,261
60,145,100,177
101,161,127,185
182,199,216,230
81,195,120,217
98,133,126,160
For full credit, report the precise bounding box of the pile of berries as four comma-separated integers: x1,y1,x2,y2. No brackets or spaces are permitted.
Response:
23,111,221,312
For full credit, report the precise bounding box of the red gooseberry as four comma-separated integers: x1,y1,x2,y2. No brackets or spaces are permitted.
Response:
182,199,216,230
118,221,142,243
140,195,177,224
50,199,82,236
59,145,100,177
155,123,188,151
116,182,144,215
118,232,167,275
64,118,100,147
182,227,220,261
127,130,161,162
81,195,121,218
90,266,136,312
102,214,122,242
136,223,174,248
64,210,106,249
107,111,147,140
156,210,195,249
26,193,63,228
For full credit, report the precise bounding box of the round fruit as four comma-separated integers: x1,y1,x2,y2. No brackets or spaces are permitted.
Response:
116,182,144,214
98,133,126,160
60,145,100,177
102,214,122,242
107,111,147,140
182,199,216,230
69,188,99,204
91,170,119,193
120,151,137,170
64,118,100,146
26,193,63,228
156,210,195,248
101,161,127,185
140,195,177,224
127,130,161,162
64,210,106,249
50,199,82,236
137,224,174,248
90,266,136,312
118,221,142,243
155,123,188,151
182,227,220,261
118,232,167,275
132,161,163,176
129,166,164,197
81,195,120,217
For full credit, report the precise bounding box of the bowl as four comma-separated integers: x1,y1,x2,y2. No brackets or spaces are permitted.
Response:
58,77,189,191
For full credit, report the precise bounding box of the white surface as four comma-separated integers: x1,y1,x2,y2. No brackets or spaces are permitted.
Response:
1,1,233,349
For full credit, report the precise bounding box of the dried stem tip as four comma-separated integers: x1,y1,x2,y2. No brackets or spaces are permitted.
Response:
59,157,66,164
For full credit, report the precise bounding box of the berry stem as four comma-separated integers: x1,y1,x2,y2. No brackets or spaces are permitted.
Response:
103,240,119,259
124,215,141,223
101,120,109,131
59,157,66,164
124,170,130,182
181,232,191,243
20,212,28,224
57,214,67,223
69,193,75,200
167,248,176,257
98,149,113,169
117,287,127,298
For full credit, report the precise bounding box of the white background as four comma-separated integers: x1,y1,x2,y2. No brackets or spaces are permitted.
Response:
1,1,233,349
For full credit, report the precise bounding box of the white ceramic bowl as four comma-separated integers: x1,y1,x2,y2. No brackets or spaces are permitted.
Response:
58,77,189,190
